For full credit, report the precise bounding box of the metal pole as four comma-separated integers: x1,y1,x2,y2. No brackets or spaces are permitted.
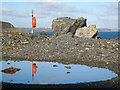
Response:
32,10,33,18
31,10,34,33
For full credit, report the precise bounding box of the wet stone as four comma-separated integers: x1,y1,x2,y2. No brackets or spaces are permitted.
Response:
65,66,71,69
66,72,70,74
53,65,58,67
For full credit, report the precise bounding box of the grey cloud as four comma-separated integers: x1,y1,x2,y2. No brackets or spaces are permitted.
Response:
105,2,118,16
89,2,118,17
1,8,31,17
1,2,88,19
34,2,88,18
100,2,118,16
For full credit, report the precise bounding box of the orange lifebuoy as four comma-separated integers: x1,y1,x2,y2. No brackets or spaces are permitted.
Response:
32,17,36,28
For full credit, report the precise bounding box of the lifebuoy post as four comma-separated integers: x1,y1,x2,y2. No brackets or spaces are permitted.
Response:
31,10,36,33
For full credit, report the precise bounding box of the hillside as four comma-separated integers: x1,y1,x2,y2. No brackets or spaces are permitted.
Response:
0,21,14,29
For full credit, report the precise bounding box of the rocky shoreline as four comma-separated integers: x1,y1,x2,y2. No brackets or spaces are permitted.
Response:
2,31,119,88
1,17,119,88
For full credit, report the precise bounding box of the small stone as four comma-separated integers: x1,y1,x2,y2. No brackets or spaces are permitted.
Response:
3,47,11,51
65,66,71,69
107,42,111,44
106,62,109,65
116,48,118,50
66,72,70,74
85,48,89,50
11,44,15,47
80,50,84,52
8,34,12,37
21,41,29,45
53,65,58,67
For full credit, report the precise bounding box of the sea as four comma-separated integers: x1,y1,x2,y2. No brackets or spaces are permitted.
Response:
34,32,120,39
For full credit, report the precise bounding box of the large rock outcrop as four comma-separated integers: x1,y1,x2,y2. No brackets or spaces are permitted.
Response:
74,25,98,38
0,21,14,29
52,17,87,36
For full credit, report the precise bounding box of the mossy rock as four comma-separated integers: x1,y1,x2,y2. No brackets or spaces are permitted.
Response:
3,47,11,51
65,66,71,69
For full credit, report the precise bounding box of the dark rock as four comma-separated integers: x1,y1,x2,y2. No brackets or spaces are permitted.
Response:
66,72,70,74
30,35,36,39
93,35,102,39
52,17,87,36
40,31,47,35
53,65,58,67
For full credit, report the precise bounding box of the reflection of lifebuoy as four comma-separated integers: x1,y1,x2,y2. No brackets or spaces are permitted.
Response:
32,17,36,28
32,63,36,74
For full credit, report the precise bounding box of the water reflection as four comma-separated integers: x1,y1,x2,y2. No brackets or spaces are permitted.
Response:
1,67,21,74
0,60,118,85
32,63,37,81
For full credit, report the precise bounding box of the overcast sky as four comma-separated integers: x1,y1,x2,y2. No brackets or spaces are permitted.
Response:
0,0,119,29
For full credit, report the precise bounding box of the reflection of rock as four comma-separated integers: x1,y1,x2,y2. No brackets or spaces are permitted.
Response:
74,25,98,38
52,17,87,36
35,66,38,68
1,67,21,74
65,66,71,69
